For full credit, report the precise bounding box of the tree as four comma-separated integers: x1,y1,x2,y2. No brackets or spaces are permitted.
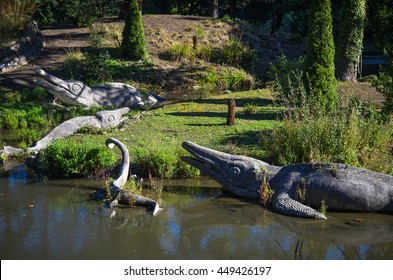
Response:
335,0,366,81
304,0,337,111
368,0,393,115
119,0,142,19
212,0,218,18
120,0,148,60
118,0,131,20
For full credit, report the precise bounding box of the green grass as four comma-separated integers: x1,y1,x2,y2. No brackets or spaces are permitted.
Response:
61,90,280,178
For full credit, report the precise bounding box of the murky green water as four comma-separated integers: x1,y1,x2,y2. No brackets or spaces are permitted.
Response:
1,163,393,260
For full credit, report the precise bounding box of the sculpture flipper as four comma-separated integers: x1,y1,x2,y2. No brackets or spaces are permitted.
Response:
273,192,327,219
181,141,393,220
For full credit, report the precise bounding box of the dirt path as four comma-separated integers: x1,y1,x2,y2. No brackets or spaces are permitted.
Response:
0,23,90,91
0,15,384,104
0,15,214,90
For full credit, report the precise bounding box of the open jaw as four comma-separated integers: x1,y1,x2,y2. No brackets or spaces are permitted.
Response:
32,68,87,105
181,141,227,182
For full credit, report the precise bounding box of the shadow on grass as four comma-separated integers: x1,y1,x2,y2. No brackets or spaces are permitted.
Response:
194,97,275,107
167,110,281,121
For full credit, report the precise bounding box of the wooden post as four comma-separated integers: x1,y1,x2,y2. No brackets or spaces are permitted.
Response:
192,35,198,50
227,98,236,126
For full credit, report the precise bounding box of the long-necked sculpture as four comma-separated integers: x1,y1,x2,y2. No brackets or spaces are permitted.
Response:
93,138,161,215
181,141,393,219
1,107,130,157
33,68,164,108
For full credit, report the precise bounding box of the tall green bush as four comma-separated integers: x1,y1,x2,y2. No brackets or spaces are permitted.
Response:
120,0,148,60
304,0,337,112
335,0,366,81
260,107,393,175
43,139,117,177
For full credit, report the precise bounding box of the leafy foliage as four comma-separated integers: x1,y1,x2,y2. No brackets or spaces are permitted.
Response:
34,0,121,26
0,0,37,43
131,143,200,179
82,26,113,83
202,67,254,91
335,0,366,81
268,55,306,107
304,0,337,112
43,138,117,177
120,0,148,60
260,104,393,175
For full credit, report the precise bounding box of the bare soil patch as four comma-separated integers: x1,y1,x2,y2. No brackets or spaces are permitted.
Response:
0,15,384,104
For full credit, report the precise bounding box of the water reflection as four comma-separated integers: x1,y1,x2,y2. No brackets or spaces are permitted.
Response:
0,163,392,259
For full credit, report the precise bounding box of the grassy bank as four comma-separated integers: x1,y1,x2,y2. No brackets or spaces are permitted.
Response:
33,89,281,178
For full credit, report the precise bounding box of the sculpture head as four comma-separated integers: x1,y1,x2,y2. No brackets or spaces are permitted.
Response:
33,68,92,106
181,141,276,198
95,107,130,129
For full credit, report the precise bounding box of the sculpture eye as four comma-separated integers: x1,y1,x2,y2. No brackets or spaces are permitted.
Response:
71,83,82,93
107,115,115,123
228,166,242,180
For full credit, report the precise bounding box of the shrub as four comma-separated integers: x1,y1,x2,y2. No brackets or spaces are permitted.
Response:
35,0,121,26
0,105,55,129
3,109,21,129
304,0,338,112
374,63,393,117
166,43,195,61
0,0,37,43
43,139,118,177
243,103,258,114
21,87,49,103
268,55,307,107
17,129,42,149
63,49,84,80
132,144,179,179
131,144,199,179
120,0,148,60
26,106,46,127
219,38,255,67
82,26,113,83
202,67,254,91
260,106,393,175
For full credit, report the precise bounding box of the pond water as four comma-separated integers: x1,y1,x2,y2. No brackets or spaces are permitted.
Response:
1,162,393,260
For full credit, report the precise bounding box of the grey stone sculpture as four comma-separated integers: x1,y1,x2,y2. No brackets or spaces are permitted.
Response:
181,141,393,219
1,107,130,157
93,138,161,215
0,21,45,73
33,68,163,108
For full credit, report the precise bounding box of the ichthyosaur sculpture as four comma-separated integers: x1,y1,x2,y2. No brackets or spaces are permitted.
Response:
1,107,130,157
93,138,162,216
33,68,164,108
181,141,393,220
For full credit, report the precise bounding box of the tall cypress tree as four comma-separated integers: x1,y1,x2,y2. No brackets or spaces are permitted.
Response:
335,0,366,81
120,0,148,60
305,0,337,111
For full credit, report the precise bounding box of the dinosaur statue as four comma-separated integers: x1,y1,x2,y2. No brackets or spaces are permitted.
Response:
1,107,130,157
93,138,162,215
33,68,164,108
181,141,393,220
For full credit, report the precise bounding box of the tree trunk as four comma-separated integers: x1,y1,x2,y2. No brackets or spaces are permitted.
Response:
335,0,366,81
119,0,142,19
227,98,236,126
119,0,131,20
271,10,284,35
192,35,198,50
212,0,219,18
